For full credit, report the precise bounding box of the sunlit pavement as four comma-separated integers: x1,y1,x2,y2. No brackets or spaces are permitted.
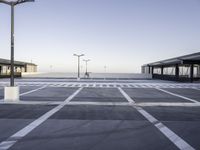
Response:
0,79,199,150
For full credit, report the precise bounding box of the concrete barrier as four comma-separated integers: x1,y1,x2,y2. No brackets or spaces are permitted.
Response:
4,86,19,102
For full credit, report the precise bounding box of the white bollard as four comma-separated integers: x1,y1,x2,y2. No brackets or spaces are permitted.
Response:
4,86,20,102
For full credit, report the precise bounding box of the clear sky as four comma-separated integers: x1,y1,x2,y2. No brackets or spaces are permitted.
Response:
0,0,200,73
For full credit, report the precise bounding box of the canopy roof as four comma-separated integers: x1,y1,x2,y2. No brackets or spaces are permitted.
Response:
0,58,37,66
144,52,200,67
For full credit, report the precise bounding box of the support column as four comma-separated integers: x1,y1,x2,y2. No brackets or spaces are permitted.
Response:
151,66,154,75
175,64,179,81
190,64,194,83
161,66,164,75
151,66,154,79
148,66,151,74
197,65,200,77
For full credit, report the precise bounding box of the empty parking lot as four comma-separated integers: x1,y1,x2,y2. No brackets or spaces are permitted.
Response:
0,79,199,150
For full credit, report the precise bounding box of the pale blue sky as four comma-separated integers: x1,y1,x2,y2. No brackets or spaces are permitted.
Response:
0,0,200,73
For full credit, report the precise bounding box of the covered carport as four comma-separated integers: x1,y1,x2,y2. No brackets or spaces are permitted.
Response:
142,52,200,82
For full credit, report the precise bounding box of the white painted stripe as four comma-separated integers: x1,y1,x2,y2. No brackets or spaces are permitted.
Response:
1,82,200,89
0,87,83,150
136,107,157,123
20,85,47,96
67,101,131,106
0,101,62,105
126,84,131,88
1,100,200,107
137,107,195,150
113,84,117,88
193,88,200,91
63,84,69,87
119,88,195,150
118,87,135,103
156,88,199,103
136,102,200,107
134,85,140,88
71,84,76,87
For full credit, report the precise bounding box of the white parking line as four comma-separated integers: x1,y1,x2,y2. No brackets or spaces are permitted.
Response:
118,87,135,103
20,85,47,96
71,84,76,87
156,88,199,103
0,101,62,105
136,102,200,107
137,107,195,150
67,101,131,106
1,100,200,107
0,87,83,150
193,88,200,91
118,88,195,150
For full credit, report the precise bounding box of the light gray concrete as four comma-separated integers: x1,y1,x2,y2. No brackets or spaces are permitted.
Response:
0,88,82,150
123,88,190,103
0,79,199,150
20,87,78,101
163,88,200,102
9,120,178,150
72,88,127,102
144,107,200,150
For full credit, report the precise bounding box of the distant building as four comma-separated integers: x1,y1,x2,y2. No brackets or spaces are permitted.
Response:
142,52,200,82
0,58,37,75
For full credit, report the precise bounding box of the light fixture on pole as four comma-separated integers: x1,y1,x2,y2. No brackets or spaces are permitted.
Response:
83,59,90,78
73,53,84,79
104,65,107,73
104,65,107,80
0,0,34,101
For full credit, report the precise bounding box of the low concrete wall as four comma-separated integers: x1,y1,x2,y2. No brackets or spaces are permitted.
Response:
22,72,45,77
21,72,153,79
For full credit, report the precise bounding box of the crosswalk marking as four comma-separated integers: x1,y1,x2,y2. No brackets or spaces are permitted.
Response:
0,82,200,89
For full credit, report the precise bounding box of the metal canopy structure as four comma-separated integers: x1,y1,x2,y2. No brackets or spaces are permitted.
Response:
146,52,200,67
0,58,37,66
142,52,200,82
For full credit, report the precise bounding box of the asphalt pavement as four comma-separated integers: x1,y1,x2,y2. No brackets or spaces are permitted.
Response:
0,79,199,150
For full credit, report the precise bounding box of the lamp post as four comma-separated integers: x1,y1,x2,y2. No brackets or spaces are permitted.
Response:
83,59,90,78
0,0,34,86
0,0,34,101
104,65,107,80
73,53,84,79
104,65,107,73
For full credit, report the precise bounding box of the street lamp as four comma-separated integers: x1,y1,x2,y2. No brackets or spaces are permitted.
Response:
104,65,107,80
83,59,90,78
0,0,34,101
104,65,107,73
0,0,34,86
73,53,84,79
